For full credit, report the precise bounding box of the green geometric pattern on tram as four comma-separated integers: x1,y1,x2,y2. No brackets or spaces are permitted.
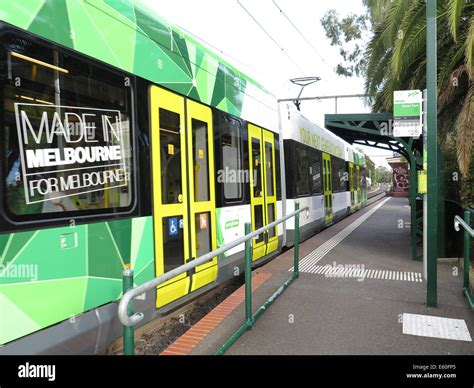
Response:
87,223,125,280
0,277,87,344
0,234,10,264
0,0,45,30
28,0,74,48
107,219,133,266
0,292,41,345
0,227,87,284
104,0,137,25
64,0,136,71
1,0,249,117
130,217,153,272
83,277,122,311
0,216,154,345
0,232,35,271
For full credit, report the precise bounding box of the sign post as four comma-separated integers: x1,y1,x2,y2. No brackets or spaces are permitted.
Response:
426,0,438,307
422,89,428,281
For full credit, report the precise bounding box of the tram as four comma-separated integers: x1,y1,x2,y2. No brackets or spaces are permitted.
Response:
0,1,366,353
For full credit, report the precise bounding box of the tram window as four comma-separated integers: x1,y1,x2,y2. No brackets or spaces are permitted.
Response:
332,159,339,193
331,158,346,193
295,144,310,197
254,204,264,243
251,138,262,197
352,167,358,190
265,141,274,197
160,108,182,204
192,119,210,202
274,136,281,200
195,212,211,257
339,161,348,192
361,168,367,189
162,215,184,272
267,203,275,238
1,34,134,220
221,116,243,201
310,149,322,195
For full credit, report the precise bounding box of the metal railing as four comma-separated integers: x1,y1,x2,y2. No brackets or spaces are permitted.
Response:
454,210,474,310
118,203,308,355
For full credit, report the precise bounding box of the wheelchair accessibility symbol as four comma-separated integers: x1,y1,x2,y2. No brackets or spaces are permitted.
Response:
168,217,179,236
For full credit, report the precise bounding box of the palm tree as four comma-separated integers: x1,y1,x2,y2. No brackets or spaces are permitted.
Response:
362,0,393,26
364,0,473,179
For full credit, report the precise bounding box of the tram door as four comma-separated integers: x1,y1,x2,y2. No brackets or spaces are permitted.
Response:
323,153,334,224
150,86,218,308
248,124,278,261
349,162,355,211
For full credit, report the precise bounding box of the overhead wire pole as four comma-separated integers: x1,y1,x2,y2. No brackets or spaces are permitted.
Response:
426,0,438,307
236,0,305,74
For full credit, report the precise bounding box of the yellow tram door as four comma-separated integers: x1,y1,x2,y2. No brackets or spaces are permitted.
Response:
248,124,278,261
323,153,334,224
349,162,355,211
150,86,190,308
186,99,218,292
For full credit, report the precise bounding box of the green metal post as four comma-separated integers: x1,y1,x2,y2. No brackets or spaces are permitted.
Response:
215,210,305,355
426,0,438,307
244,223,253,326
437,146,445,258
409,154,418,261
294,203,300,277
122,267,135,355
464,211,471,291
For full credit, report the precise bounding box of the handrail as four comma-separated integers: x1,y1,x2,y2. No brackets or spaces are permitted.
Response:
118,205,309,328
454,215,474,238
454,210,474,310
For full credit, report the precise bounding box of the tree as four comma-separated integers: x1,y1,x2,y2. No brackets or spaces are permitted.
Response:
320,10,370,77
321,0,474,206
375,166,392,184
365,1,473,169
365,0,473,206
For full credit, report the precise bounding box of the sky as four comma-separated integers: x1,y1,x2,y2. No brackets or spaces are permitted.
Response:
139,0,392,168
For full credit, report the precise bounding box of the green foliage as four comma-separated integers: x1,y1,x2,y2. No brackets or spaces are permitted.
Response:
321,0,473,206
320,10,370,77
363,0,474,206
375,166,392,183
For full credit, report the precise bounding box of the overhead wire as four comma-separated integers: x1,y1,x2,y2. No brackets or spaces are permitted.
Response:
236,0,306,74
271,0,334,72
171,22,268,82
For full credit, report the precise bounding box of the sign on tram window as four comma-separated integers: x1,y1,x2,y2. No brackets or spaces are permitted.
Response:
1,33,134,218
15,104,129,206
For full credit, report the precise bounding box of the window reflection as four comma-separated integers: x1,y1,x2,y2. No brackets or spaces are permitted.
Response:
2,34,134,218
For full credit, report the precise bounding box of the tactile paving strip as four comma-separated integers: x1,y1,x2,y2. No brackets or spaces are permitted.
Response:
402,313,472,342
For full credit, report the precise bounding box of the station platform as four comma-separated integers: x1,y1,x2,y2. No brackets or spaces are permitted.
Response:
161,197,473,355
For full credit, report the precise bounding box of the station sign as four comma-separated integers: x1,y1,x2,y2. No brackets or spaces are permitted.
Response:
393,90,422,137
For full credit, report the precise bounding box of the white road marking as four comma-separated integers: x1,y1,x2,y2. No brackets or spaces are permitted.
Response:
300,266,423,283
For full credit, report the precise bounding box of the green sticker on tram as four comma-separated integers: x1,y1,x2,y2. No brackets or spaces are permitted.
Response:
225,219,239,229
